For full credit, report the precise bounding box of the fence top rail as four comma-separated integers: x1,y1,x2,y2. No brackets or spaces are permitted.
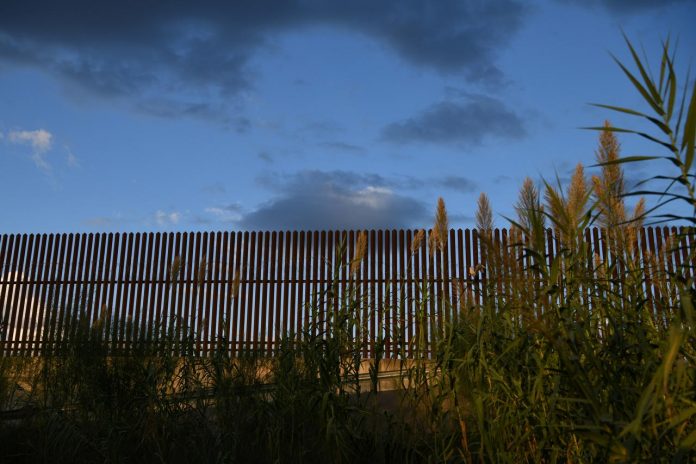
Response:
1,225,694,237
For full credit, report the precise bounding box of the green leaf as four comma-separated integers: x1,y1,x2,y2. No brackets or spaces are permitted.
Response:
679,428,696,450
668,406,696,429
681,79,696,172
583,126,676,151
658,38,668,96
589,103,647,117
624,34,663,107
663,42,678,123
591,155,661,167
612,54,665,117
675,70,691,142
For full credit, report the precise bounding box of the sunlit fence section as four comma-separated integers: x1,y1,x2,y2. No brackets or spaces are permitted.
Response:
0,227,693,357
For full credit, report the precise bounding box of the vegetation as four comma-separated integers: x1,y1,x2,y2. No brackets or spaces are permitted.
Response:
1,38,695,463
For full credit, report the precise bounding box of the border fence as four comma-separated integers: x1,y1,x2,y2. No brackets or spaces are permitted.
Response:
0,227,694,357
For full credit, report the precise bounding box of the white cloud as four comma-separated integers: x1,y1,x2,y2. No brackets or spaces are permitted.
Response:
9,129,53,153
239,171,429,230
66,147,80,168
204,202,243,222
350,186,393,209
154,210,181,226
7,129,54,171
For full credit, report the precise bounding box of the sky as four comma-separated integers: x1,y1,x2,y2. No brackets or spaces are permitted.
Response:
0,0,694,234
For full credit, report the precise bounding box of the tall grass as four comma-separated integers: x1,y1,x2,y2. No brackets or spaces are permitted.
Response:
1,37,695,463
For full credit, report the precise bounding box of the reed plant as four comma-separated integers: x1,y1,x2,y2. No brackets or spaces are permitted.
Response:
0,36,694,463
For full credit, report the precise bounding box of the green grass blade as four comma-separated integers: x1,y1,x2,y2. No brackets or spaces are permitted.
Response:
623,34,663,107
658,37,669,96
664,42,677,123
680,79,696,172
675,69,691,143
590,155,662,167
583,125,676,151
612,54,664,117
679,428,696,450
589,103,647,117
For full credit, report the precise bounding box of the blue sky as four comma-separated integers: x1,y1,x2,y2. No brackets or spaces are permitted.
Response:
1,0,694,234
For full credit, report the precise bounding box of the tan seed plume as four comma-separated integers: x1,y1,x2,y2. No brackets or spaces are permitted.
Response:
429,227,440,256
196,259,207,286
476,192,493,231
230,270,241,300
593,120,631,229
170,256,182,280
411,229,425,254
351,231,368,274
567,163,588,228
515,177,543,232
434,197,449,253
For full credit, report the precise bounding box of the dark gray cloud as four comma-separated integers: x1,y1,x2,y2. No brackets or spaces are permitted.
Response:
382,93,526,146
559,0,690,14
256,170,390,192
319,141,366,154
493,175,513,184
0,1,527,122
202,182,227,195
257,151,274,164
135,99,251,131
449,213,476,225
257,170,477,193
238,170,429,230
440,176,477,193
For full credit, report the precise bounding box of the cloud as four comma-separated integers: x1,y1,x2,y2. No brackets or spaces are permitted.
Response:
8,129,52,152
134,98,251,131
238,170,429,230
65,147,79,168
449,213,476,225
7,129,53,170
202,182,227,195
83,216,116,227
257,151,274,163
319,141,366,154
204,203,243,222
440,176,477,193
382,93,526,146
257,169,477,194
0,1,527,122
154,210,181,226
256,170,391,192
559,0,690,14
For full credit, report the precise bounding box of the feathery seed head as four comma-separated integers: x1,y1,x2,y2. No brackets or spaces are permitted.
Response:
430,197,449,254
411,229,425,254
230,270,241,299
567,163,588,226
476,192,494,231
351,231,368,274
196,259,207,286
170,256,182,280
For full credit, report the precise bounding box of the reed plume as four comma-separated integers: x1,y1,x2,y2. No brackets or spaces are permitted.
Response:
475,192,493,231
593,121,626,227
230,269,241,299
196,259,207,286
429,197,449,255
567,163,589,229
351,231,367,274
411,229,425,254
515,177,544,232
170,256,182,281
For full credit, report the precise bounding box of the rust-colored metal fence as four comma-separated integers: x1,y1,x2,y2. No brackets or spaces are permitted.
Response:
0,227,693,357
